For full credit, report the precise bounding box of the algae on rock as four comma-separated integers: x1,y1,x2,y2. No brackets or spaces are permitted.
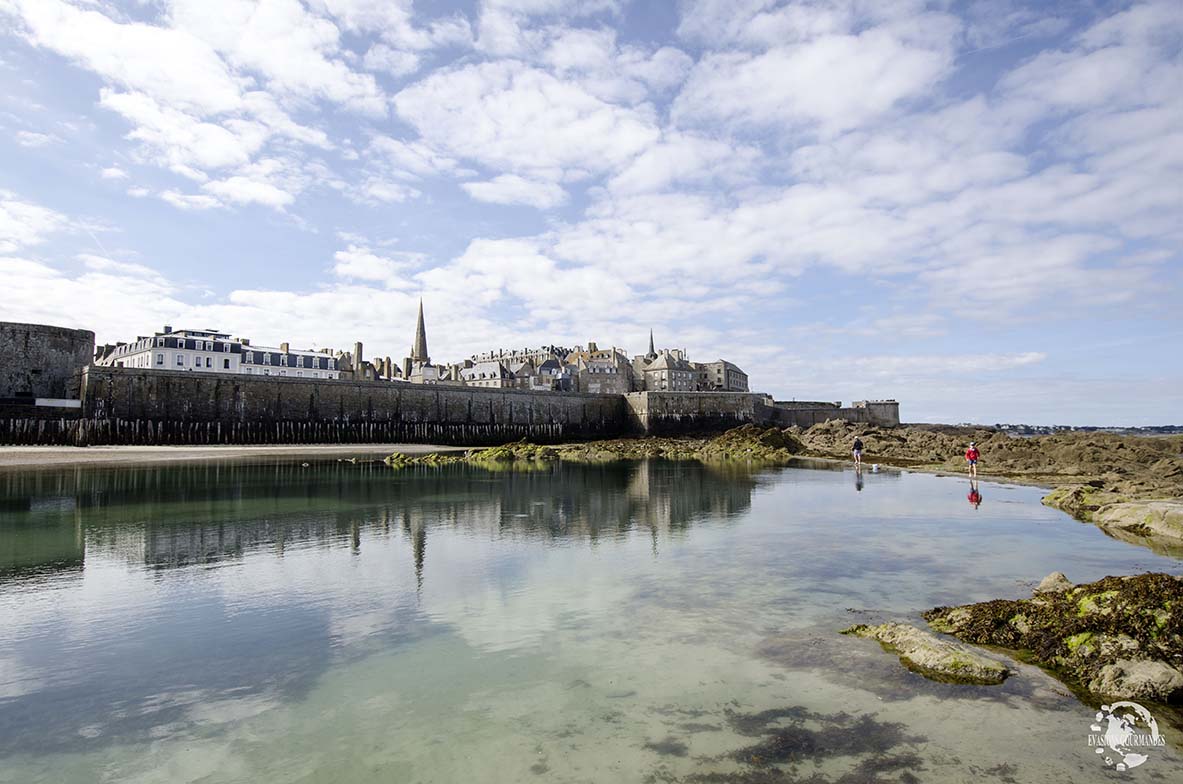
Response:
924,573,1183,703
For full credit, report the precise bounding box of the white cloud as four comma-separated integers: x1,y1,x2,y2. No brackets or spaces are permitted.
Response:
0,191,66,253
15,130,56,147
673,20,959,135
332,244,421,287
393,60,660,180
160,190,221,210
7,0,245,116
202,175,293,208
362,43,420,78
167,0,387,114
462,174,568,209
100,166,129,180
78,253,156,277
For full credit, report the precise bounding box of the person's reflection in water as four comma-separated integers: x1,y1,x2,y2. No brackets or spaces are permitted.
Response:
968,480,982,509
854,465,864,492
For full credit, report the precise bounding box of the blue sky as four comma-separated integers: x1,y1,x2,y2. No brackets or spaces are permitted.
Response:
0,0,1179,425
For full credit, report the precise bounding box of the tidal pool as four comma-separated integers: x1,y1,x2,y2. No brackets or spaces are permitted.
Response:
1,458,1180,783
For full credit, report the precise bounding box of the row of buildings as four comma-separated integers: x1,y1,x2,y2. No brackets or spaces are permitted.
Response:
94,304,749,394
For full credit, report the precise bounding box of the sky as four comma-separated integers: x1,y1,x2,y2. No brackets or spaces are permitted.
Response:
0,0,1180,426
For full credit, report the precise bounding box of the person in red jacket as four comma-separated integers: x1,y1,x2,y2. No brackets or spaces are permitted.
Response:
965,441,980,477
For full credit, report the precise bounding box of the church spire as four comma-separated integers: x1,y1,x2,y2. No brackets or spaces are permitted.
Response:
411,298,429,363
647,328,655,358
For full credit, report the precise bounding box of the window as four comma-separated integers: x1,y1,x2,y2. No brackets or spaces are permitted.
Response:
176,354,184,366
156,353,164,365
205,357,212,368
223,358,230,369
297,371,303,377
156,337,164,346
280,355,288,366
244,367,252,375
205,342,212,351
195,355,202,366
279,370,286,376
263,369,270,375
312,372,319,378
297,356,304,368
263,354,270,365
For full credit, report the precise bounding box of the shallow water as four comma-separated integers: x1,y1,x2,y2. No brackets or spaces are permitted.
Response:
1,458,1180,783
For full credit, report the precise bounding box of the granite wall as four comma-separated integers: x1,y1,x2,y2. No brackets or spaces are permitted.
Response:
0,321,95,400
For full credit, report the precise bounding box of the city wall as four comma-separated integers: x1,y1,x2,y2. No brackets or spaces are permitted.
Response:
0,366,628,446
624,392,899,434
0,368,899,447
0,321,95,400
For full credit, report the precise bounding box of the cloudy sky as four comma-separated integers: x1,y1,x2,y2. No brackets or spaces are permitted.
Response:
0,0,1179,425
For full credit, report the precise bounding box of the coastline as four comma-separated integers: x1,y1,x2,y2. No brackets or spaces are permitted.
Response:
0,443,466,470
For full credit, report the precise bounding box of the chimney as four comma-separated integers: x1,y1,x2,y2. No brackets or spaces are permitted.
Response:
354,341,363,364
280,342,289,353
163,325,172,334
240,338,250,346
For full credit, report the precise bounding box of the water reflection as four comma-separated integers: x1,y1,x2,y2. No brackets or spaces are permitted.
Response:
0,459,763,758
0,460,760,581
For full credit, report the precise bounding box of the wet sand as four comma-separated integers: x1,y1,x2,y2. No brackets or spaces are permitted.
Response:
0,443,465,470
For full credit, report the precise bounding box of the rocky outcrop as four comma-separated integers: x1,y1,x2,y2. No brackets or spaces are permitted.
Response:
1035,571,1074,594
1094,501,1183,541
841,622,1010,685
924,573,1183,703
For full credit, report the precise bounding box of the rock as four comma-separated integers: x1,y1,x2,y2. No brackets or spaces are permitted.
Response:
842,622,1010,685
1095,501,1183,541
1035,571,1073,594
1087,659,1183,702
924,573,1183,703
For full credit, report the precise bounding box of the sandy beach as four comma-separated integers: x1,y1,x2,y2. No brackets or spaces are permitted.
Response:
0,443,464,470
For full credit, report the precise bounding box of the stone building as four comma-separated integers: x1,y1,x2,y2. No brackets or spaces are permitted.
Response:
629,331,748,393
565,342,632,395
696,360,749,392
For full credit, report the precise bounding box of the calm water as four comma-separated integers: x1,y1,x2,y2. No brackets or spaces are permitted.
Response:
1,457,1181,783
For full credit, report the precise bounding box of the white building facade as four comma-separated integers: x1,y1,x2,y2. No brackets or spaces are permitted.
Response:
95,327,340,380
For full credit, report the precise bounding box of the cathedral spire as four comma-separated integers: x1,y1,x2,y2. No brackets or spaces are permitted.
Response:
647,328,656,358
411,298,429,363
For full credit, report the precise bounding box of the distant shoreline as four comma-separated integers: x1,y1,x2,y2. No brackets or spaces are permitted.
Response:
0,443,465,470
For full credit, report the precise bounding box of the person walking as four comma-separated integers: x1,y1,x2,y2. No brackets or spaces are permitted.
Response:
965,441,980,477
852,436,864,466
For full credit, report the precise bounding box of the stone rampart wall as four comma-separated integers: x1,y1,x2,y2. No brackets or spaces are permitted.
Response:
0,321,95,400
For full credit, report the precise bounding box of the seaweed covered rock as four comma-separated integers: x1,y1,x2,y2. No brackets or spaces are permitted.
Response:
697,425,804,462
924,573,1183,703
384,451,464,468
468,441,558,463
842,622,1010,685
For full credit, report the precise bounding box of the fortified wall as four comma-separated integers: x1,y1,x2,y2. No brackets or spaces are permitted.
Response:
625,392,900,435
0,366,628,446
0,321,94,400
0,335,900,446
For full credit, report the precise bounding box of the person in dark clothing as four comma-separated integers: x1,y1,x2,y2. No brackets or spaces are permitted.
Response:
852,437,864,466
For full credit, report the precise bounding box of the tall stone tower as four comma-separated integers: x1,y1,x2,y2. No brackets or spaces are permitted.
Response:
411,298,430,365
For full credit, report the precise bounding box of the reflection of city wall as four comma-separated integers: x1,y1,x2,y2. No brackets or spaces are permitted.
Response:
0,460,760,577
